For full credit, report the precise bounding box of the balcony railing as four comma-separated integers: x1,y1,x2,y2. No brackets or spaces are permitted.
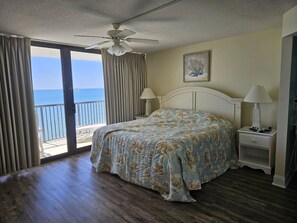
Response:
35,100,105,142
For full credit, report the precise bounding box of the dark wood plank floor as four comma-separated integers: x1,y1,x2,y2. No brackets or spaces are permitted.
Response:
0,152,296,223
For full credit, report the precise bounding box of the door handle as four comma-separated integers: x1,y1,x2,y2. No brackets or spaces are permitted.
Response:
72,104,76,113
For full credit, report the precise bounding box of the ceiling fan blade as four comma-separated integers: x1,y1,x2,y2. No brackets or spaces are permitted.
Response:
125,38,159,44
120,42,133,52
85,40,111,49
75,34,110,39
117,29,136,38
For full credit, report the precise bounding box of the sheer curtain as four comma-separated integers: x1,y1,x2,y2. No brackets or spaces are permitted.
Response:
0,36,40,175
102,50,147,124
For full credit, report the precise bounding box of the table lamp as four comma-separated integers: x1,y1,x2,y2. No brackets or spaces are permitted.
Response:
140,88,156,116
243,85,272,130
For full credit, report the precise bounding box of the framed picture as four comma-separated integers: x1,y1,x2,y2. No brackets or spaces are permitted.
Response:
183,50,210,82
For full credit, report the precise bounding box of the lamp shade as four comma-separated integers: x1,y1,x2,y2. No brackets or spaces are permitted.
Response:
140,88,156,99
243,85,272,103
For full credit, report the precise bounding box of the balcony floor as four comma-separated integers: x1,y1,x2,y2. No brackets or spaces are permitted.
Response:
40,123,105,158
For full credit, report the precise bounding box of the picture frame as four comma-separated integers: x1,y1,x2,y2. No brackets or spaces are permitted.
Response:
183,50,211,82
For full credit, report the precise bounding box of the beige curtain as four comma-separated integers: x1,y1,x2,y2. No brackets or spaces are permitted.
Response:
102,50,147,124
0,36,40,175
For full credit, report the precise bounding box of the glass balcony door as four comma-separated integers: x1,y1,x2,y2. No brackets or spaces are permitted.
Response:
70,51,105,149
31,46,68,159
31,43,104,162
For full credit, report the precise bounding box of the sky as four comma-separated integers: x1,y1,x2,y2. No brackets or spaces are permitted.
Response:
31,57,104,90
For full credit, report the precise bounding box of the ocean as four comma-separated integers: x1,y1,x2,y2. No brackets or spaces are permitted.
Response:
34,88,105,105
34,88,105,142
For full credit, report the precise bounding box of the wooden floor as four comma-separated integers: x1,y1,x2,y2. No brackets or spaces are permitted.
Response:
0,152,296,223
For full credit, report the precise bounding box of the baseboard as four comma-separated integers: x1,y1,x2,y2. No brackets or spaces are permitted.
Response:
272,175,286,188
272,168,296,188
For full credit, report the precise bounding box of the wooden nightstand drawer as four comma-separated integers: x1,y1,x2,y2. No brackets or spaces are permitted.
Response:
239,133,272,148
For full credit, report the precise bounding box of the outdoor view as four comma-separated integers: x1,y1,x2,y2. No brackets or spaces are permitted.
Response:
31,47,105,158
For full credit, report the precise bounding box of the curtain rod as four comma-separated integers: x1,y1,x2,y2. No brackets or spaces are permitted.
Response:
32,39,146,55
0,33,84,48
0,34,146,55
31,38,86,48
0,33,25,38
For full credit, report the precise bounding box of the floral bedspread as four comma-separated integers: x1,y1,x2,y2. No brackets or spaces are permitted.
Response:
90,108,237,202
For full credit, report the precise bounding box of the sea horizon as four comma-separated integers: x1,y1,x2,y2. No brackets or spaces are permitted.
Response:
34,88,105,106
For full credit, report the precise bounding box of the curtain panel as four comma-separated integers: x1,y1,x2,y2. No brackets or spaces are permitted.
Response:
102,50,147,124
0,36,40,175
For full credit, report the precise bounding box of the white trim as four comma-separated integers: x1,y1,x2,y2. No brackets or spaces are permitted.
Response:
158,87,242,132
273,168,296,188
272,175,286,188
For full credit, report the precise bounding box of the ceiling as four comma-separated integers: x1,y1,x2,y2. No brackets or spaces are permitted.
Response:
0,0,296,54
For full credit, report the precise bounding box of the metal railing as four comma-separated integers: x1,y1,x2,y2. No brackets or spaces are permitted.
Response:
35,100,105,142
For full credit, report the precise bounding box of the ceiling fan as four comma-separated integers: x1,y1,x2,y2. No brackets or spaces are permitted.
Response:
75,0,182,56
75,23,159,56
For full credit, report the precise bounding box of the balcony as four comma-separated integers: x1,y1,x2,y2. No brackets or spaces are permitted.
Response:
35,100,106,158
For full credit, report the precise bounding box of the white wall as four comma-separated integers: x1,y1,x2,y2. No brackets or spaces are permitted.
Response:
146,29,282,128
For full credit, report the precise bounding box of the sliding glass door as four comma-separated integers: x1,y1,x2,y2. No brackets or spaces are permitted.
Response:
70,51,105,149
31,46,68,159
31,43,104,161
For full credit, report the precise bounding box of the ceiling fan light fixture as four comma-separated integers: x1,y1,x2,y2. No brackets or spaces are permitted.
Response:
107,44,127,56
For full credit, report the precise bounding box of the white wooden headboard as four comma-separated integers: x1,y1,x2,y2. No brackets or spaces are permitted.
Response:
158,87,242,131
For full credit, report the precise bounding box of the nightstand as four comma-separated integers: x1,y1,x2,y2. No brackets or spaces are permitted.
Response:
135,115,149,120
238,126,277,174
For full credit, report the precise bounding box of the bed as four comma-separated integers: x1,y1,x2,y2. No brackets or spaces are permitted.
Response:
90,87,242,202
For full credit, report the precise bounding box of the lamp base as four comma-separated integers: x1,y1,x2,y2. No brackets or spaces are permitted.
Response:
252,103,261,130
145,99,151,116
